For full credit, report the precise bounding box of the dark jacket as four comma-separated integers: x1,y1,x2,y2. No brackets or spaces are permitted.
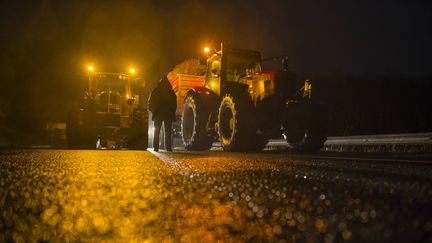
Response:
148,77,177,121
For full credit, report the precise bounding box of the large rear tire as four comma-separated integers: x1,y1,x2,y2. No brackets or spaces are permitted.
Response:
66,106,97,149
284,129,326,152
283,102,327,152
218,93,256,151
253,134,269,151
182,93,213,150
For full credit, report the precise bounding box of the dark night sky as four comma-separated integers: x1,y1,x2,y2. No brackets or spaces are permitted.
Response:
0,0,431,125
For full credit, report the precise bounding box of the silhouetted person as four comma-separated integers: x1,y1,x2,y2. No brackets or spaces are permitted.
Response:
148,77,177,151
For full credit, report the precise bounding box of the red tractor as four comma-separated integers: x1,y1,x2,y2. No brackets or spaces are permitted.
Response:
173,43,327,152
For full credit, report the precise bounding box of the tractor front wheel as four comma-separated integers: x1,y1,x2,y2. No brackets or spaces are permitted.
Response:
218,93,255,151
182,93,213,150
128,108,149,150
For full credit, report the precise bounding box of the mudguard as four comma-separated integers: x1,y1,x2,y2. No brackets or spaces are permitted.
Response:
185,87,219,113
220,81,249,97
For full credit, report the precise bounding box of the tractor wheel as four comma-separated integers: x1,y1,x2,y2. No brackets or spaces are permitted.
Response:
284,129,326,152
128,108,149,150
218,93,255,151
252,134,269,151
284,103,327,152
66,107,98,149
128,133,148,150
182,93,213,150
66,107,84,149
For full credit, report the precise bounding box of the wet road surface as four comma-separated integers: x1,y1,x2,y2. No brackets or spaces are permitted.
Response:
1,149,431,242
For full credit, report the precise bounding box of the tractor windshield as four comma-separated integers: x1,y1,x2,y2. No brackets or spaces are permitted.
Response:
204,48,262,95
92,73,132,114
225,50,262,83
95,73,129,92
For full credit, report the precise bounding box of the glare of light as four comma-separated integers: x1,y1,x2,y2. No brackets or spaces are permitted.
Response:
129,68,136,74
203,47,210,53
148,126,155,138
88,66,94,72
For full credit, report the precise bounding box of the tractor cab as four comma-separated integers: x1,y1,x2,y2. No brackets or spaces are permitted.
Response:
88,72,136,117
204,45,262,96
225,49,262,84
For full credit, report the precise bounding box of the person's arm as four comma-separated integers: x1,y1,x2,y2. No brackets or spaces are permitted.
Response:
170,91,177,111
148,91,155,113
173,92,177,111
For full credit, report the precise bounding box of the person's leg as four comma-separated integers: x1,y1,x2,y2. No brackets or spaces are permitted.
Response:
153,119,162,151
163,120,173,151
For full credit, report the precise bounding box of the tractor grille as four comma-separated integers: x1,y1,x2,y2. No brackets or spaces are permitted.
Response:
95,113,121,128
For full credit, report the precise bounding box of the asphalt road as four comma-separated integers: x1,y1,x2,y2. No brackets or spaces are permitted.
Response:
1,149,431,242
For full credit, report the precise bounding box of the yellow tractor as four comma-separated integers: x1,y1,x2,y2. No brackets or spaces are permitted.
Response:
66,72,148,149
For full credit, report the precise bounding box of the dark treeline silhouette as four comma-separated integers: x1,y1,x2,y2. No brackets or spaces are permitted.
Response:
312,74,432,136
1,74,431,146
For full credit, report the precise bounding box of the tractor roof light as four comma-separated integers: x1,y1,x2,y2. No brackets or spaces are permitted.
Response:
200,46,213,65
